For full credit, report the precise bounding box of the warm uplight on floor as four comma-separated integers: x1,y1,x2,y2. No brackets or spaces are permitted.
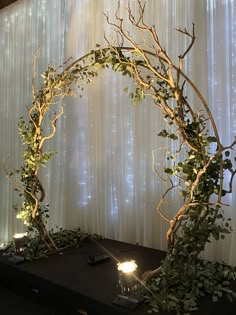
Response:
13,232,27,239
117,260,138,296
113,260,143,310
118,260,137,273
13,232,27,254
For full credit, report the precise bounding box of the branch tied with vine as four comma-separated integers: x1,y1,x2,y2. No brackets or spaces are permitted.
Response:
103,1,236,313
4,48,100,250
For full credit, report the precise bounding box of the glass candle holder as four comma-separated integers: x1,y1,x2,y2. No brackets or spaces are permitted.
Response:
13,233,28,255
117,260,138,296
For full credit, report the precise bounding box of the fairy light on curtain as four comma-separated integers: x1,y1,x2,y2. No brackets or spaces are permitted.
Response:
206,0,236,264
0,0,236,264
0,0,65,243
62,0,210,249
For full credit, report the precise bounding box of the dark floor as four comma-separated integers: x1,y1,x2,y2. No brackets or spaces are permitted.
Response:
0,285,55,315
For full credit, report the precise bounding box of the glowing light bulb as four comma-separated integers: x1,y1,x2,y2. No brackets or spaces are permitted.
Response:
118,260,137,273
13,233,28,255
13,232,27,239
117,260,138,295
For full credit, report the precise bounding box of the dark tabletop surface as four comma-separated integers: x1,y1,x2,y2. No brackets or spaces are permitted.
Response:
0,238,235,314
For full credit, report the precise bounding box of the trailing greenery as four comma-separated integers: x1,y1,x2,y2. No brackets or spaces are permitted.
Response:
144,259,236,314
2,228,101,261
4,1,236,313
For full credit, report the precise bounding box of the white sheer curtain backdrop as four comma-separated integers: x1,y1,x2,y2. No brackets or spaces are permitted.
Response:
62,0,209,250
0,0,235,265
0,0,66,242
206,0,236,265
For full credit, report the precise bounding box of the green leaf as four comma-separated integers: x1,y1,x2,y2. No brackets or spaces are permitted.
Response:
158,129,168,137
207,136,217,143
113,63,121,71
164,168,173,174
169,133,178,140
223,158,233,169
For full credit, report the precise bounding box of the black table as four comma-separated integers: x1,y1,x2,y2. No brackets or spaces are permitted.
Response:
0,238,235,314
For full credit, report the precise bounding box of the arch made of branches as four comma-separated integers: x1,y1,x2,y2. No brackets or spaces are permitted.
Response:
5,1,236,313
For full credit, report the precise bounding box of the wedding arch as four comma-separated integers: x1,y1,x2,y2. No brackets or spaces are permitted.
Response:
5,1,236,313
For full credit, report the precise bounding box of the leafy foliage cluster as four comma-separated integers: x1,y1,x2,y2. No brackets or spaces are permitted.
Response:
145,259,236,314
2,228,101,261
